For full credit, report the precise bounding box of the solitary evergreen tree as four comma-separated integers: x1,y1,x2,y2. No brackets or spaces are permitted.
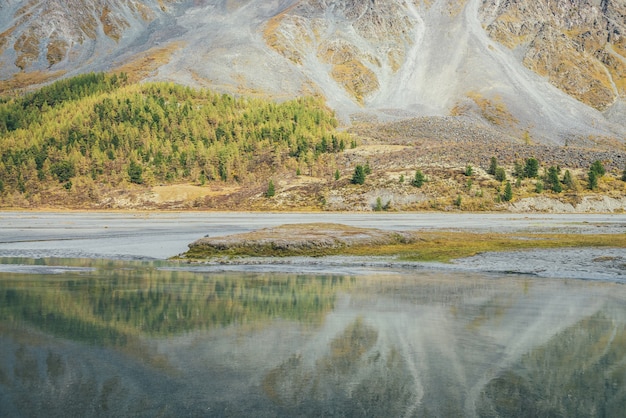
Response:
503,181,513,201
524,158,539,178
513,160,524,178
265,179,275,197
590,160,606,177
563,170,575,190
364,160,371,175
334,169,340,181
622,165,626,182
488,157,498,175
374,197,383,211
465,164,473,176
546,166,562,193
351,165,366,185
412,169,425,188
588,169,598,190
495,167,507,182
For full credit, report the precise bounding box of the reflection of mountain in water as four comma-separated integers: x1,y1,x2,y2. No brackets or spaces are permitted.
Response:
478,312,626,417
260,275,626,416
263,317,418,416
1,268,626,416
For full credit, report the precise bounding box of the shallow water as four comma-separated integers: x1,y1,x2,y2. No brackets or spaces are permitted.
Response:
1,211,624,260
1,212,625,416
1,258,625,417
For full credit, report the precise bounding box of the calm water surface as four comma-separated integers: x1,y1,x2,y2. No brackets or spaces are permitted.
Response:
1,257,625,417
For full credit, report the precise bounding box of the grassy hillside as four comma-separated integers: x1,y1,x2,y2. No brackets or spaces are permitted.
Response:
1,73,625,211
0,73,348,207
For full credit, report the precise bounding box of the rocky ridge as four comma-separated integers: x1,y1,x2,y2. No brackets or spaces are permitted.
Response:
0,0,625,144
480,0,626,113
0,0,175,74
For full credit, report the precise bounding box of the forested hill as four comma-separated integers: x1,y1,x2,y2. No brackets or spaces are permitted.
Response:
0,73,348,206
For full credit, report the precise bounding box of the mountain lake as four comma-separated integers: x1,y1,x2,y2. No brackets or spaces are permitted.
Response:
1,212,625,417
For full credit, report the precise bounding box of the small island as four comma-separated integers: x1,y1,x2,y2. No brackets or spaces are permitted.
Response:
185,223,417,258
182,222,626,263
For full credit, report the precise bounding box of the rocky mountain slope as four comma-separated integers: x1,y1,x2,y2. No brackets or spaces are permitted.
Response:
0,0,625,145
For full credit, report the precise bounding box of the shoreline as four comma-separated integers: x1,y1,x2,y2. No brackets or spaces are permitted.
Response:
1,212,624,282
168,245,626,282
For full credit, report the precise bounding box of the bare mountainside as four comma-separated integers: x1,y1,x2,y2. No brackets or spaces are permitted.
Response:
0,0,625,144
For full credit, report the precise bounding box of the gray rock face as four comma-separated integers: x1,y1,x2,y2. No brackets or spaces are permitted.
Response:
480,0,626,111
1,0,625,144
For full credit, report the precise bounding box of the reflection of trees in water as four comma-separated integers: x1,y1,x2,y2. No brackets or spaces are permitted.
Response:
0,270,349,345
0,343,173,418
263,317,418,416
478,311,626,417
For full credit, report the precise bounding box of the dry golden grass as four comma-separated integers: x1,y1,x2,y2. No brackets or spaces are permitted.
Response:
14,31,40,70
46,38,67,67
150,184,239,203
0,70,67,95
100,6,125,42
447,0,466,17
604,45,626,95
343,231,626,263
318,42,379,104
262,3,305,64
466,91,519,127
387,49,404,73
113,42,184,82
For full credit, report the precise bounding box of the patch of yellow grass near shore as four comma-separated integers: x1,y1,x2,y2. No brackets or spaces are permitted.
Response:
345,231,626,263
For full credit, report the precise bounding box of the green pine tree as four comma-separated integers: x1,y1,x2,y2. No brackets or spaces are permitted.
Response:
412,169,425,188
546,166,562,193
563,170,575,190
513,160,524,178
374,197,383,211
488,157,498,176
352,165,366,185
265,179,275,197
590,160,606,177
128,161,143,184
524,158,539,178
503,181,513,201
588,169,598,190
495,167,507,182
